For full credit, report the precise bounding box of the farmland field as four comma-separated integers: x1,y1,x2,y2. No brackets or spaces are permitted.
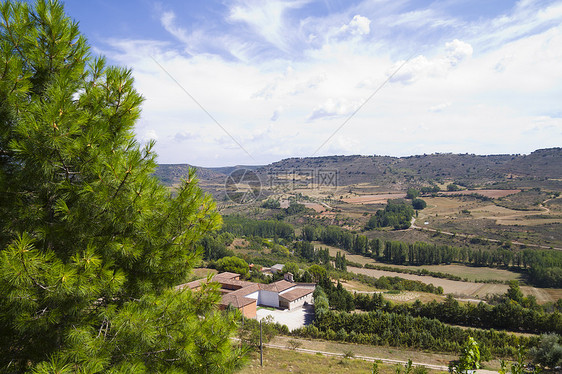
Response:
240,335,468,373
342,193,407,204
435,189,520,198
347,266,561,303
322,244,522,282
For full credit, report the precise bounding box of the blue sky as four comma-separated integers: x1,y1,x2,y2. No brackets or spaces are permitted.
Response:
60,0,562,166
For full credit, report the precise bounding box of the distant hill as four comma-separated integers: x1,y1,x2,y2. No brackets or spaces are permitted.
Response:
155,148,562,191
154,164,262,186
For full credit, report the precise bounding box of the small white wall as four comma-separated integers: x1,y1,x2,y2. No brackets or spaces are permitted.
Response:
288,293,313,310
257,290,279,308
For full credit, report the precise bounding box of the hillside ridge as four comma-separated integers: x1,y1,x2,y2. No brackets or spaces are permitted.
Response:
155,147,562,189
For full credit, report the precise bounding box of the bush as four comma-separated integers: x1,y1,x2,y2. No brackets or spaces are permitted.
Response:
412,198,427,210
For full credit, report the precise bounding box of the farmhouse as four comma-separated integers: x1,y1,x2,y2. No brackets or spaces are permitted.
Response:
178,272,315,318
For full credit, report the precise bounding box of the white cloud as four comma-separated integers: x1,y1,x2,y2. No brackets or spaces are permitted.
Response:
270,106,284,121
173,131,199,143
140,129,158,144
339,15,371,36
445,39,473,65
428,102,451,112
390,39,472,84
307,98,361,121
228,0,311,53
95,0,562,166
160,11,188,44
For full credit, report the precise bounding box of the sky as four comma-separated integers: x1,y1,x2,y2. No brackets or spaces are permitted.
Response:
59,0,562,166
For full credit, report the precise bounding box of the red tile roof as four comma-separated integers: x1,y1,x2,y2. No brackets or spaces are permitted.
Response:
279,288,314,302
260,280,295,293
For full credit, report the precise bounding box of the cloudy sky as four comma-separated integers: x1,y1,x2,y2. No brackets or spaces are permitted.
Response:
62,0,562,166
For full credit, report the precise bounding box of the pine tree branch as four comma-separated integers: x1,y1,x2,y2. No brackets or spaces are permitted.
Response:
19,249,50,291
112,167,131,199
2,9,32,71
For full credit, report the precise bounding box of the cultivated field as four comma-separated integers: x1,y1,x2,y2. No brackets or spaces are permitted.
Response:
435,190,520,198
342,193,407,204
348,266,560,303
322,244,522,282
414,195,562,248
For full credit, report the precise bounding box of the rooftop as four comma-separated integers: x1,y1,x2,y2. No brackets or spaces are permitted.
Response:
279,288,314,302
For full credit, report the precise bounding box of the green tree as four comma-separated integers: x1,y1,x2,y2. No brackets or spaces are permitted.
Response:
261,198,280,209
406,188,419,199
0,1,244,372
215,256,250,277
447,183,460,191
529,333,562,369
308,264,327,283
450,336,481,373
282,262,300,278
506,280,524,304
412,198,427,210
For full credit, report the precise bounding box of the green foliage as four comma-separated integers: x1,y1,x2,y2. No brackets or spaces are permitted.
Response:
285,201,310,215
200,233,235,260
421,185,441,194
335,251,347,271
287,339,302,350
0,1,243,371
313,286,329,316
406,188,419,199
372,360,381,374
522,250,562,288
451,336,481,373
500,346,538,374
221,215,295,240
529,334,562,369
271,243,290,256
413,365,429,374
302,308,532,357
308,264,328,283
366,199,414,230
447,183,461,191
214,256,250,277
237,316,282,350
294,240,314,261
507,280,524,304
412,198,427,210
310,223,562,288
355,289,562,336
261,198,280,209
282,262,300,277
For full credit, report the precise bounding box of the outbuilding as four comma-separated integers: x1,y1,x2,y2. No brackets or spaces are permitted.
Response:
278,288,314,310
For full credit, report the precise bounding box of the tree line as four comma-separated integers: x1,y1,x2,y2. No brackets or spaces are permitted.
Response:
303,281,542,359
297,307,535,358
354,291,562,336
221,215,295,239
302,223,562,287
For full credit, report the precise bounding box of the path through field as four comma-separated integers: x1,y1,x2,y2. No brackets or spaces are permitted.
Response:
410,216,562,251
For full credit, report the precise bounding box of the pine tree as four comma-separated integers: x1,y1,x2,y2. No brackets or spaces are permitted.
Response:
0,1,245,372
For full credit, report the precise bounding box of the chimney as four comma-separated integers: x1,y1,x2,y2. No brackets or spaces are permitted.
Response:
284,272,294,282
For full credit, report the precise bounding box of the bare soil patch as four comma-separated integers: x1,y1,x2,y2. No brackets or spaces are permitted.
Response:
302,202,327,212
435,189,520,198
348,266,561,302
342,193,406,204
349,266,484,296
